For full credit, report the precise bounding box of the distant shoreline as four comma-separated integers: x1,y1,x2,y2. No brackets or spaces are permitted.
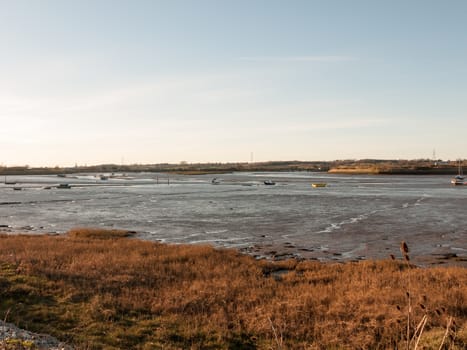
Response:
327,167,460,175
0,159,463,176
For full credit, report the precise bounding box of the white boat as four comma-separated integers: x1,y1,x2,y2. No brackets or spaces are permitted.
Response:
451,160,465,185
264,180,276,185
4,176,16,185
451,175,465,185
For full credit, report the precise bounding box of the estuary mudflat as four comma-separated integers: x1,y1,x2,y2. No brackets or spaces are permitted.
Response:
1,172,465,265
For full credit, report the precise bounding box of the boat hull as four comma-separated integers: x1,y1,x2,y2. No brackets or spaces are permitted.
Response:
312,183,327,188
451,180,465,185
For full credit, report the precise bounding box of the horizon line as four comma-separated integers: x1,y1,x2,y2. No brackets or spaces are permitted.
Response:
1,158,464,169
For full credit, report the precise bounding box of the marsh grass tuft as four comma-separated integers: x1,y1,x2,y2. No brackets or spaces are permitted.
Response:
394,241,463,350
400,240,410,261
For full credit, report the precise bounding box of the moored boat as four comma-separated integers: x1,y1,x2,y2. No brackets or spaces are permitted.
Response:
57,183,71,189
4,176,16,185
451,160,465,185
451,176,465,185
311,183,327,188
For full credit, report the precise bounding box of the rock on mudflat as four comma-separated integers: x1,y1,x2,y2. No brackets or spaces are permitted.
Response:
0,321,73,350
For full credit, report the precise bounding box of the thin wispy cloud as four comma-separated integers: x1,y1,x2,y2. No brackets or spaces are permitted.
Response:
239,118,390,136
239,55,356,62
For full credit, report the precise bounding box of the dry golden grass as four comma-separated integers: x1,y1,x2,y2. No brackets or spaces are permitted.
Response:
0,230,465,349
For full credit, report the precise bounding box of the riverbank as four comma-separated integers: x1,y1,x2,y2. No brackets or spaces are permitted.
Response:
239,239,467,268
0,229,465,349
0,159,463,176
328,166,461,175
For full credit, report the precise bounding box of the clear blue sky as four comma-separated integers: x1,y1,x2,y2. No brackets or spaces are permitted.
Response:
1,0,466,166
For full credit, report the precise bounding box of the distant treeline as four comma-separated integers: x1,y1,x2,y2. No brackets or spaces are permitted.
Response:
0,159,464,175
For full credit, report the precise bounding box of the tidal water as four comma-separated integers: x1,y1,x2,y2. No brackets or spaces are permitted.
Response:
1,172,466,263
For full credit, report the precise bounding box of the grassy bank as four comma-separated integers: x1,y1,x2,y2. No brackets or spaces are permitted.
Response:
0,230,465,349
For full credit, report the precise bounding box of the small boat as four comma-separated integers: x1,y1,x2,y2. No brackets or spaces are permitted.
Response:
451,175,465,186
312,183,327,188
264,180,276,185
211,178,220,185
100,175,109,180
4,176,16,185
451,160,465,185
57,183,71,189
13,187,22,191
